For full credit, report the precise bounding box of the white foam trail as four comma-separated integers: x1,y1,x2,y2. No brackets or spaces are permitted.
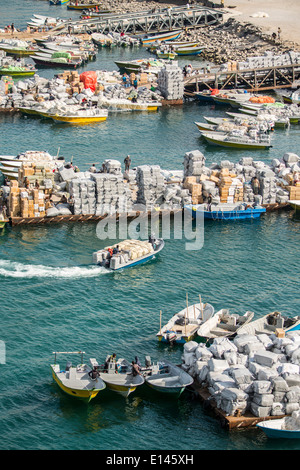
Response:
0,260,108,279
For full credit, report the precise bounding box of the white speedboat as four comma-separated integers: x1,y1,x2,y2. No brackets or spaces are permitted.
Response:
93,237,164,271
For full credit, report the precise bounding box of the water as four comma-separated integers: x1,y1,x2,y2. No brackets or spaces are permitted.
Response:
0,0,300,452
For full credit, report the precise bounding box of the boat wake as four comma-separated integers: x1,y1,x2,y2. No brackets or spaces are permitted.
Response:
0,260,108,279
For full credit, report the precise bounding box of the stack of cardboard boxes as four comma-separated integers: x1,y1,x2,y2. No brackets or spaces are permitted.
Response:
287,183,300,200
9,181,49,219
58,71,85,96
183,177,203,204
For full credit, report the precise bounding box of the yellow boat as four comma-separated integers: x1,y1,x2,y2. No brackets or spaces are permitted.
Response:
99,356,144,397
51,351,106,402
41,109,108,124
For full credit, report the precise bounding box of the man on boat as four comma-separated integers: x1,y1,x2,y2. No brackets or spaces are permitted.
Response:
88,366,100,380
131,361,141,377
206,193,213,211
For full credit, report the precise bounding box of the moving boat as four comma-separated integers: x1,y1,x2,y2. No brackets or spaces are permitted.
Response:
236,311,300,336
142,359,193,396
197,309,255,343
200,130,272,150
257,414,300,439
141,30,182,46
93,237,164,271
157,299,215,344
99,356,144,397
51,351,106,402
184,203,266,221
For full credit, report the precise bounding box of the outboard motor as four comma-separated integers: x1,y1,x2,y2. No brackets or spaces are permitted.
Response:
145,356,152,368
65,361,72,372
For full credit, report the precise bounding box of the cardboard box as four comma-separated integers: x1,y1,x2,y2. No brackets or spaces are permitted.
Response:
275,328,285,338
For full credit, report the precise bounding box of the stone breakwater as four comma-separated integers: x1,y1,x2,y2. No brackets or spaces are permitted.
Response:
184,17,300,65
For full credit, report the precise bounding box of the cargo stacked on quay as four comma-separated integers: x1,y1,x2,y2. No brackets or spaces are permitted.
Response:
1,148,299,224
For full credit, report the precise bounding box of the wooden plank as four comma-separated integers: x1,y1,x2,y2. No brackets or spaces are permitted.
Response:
192,383,286,430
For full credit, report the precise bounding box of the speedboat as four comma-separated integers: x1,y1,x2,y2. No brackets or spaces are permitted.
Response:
93,237,164,271
51,352,106,402
157,300,215,344
142,358,193,396
99,356,144,397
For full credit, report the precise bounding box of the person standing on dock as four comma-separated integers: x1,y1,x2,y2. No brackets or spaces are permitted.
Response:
277,27,282,40
251,176,260,195
124,155,131,172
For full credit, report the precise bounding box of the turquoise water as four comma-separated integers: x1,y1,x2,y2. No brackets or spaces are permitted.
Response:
0,0,300,452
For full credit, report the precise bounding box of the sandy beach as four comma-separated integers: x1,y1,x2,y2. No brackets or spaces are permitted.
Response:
223,0,300,45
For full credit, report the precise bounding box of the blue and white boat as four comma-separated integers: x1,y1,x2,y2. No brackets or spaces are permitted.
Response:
184,203,266,221
93,237,164,270
257,414,300,439
143,360,193,396
236,311,300,336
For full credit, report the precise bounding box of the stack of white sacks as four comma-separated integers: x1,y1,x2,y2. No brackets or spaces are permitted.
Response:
183,150,206,178
182,330,300,418
136,164,192,210
157,62,184,100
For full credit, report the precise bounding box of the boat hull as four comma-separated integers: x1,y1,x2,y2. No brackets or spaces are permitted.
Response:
185,204,266,221
202,134,271,149
0,70,36,77
142,31,182,45
50,115,107,124
52,370,104,402
102,381,138,397
257,420,300,439
157,334,195,344
67,3,101,9
145,381,185,396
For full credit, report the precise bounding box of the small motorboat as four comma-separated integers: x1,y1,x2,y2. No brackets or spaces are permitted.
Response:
51,352,106,402
257,412,300,439
184,203,266,221
236,311,300,336
200,130,272,150
197,309,255,344
40,108,108,124
93,237,164,271
157,299,215,344
142,358,193,396
141,30,182,46
99,356,144,397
